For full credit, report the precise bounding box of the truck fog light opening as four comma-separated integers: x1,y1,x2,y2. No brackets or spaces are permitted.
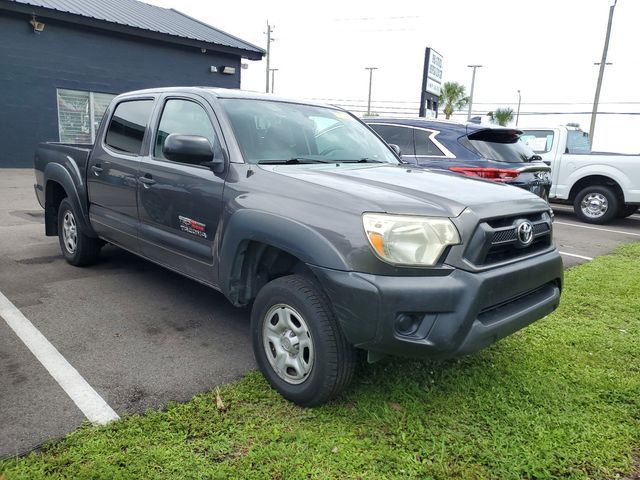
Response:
395,313,421,336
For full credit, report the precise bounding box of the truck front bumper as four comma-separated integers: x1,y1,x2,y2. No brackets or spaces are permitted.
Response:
309,250,563,359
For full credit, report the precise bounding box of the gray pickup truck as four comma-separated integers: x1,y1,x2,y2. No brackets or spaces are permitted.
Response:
34,87,563,406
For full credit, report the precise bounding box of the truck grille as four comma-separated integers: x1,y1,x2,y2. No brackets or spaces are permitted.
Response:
465,212,553,266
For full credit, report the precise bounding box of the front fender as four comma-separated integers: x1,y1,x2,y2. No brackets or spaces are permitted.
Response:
218,209,350,299
44,163,96,236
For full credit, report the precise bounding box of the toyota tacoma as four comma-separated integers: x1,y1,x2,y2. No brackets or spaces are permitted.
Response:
33,87,563,406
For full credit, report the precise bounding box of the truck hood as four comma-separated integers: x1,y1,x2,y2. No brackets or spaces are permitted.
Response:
260,163,545,217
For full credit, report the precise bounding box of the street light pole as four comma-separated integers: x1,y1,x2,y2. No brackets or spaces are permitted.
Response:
589,0,617,149
466,65,482,120
265,22,275,93
269,68,279,93
365,67,378,116
516,90,522,126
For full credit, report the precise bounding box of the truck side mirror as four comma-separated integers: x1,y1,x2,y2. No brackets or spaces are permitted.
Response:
163,134,224,172
388,143,402,157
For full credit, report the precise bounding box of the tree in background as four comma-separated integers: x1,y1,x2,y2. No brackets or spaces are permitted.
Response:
439,82,469,119
488,108,515,126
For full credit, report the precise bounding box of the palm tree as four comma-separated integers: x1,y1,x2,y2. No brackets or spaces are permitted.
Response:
488,108,514,126
439,82,469,120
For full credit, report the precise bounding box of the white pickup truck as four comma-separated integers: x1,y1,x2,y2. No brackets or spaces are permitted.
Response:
520,126,640,224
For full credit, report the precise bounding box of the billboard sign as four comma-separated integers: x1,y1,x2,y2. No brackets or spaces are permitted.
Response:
419,47,444,117
426,50,443,94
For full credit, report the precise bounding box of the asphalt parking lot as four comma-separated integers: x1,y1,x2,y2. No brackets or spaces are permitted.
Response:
1,168,639,460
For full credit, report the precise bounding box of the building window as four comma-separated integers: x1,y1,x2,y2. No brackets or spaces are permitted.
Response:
57,89,116,144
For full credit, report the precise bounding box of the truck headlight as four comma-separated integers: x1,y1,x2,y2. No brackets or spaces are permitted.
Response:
362,213,460,266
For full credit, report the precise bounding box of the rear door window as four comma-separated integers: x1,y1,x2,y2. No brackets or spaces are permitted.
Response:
466,129,535,163
369,124,415,156
566,129,591,154
414,130,445,156
105,100,154,155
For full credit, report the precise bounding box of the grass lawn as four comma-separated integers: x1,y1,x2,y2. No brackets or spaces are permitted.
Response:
2,243,640,479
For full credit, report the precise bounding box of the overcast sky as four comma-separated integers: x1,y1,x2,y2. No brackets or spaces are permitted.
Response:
147,0,639,153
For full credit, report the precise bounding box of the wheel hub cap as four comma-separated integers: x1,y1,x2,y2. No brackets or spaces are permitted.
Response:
581,193,608,218
62,210,78,254
262,304,314,385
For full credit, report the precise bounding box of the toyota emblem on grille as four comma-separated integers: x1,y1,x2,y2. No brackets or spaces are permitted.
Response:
516,221,534,246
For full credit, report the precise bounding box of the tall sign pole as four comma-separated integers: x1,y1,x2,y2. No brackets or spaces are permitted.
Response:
589,0,617,149
419,48,443,118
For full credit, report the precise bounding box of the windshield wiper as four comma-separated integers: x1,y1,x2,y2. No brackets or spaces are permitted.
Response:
339,158,386,163
257,158,333,165
528,154,543,162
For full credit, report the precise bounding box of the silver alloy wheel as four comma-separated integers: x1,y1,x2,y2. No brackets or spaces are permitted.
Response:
580,192,609,219
62,210,78,254
262,304,314,385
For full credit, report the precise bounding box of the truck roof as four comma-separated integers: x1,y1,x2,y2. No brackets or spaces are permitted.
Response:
117,87,334,109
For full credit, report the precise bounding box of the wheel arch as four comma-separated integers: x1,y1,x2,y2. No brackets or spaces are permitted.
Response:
568,174,624,204
43,163,96,237
218,210,349,306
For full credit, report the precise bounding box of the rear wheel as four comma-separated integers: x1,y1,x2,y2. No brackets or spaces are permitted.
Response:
573,185,619,224
616,204,638,218
57,198,102,266
251,274,357,407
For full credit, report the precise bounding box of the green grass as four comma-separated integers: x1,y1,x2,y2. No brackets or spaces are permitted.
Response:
3,244,640,480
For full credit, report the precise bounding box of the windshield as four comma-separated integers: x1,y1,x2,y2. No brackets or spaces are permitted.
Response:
466,129,537,163
219,99,399,164
520,130,555,153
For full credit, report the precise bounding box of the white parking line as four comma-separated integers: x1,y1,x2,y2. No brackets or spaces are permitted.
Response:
559,251,593,261
0,290,119,425
554,221,640,237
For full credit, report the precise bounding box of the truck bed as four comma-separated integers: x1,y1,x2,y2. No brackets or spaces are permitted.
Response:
33,142,93,211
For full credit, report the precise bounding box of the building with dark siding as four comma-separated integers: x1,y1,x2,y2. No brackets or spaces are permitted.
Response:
0,0,264,167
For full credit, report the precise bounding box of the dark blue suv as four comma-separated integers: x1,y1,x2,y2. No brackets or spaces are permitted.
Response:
366,118,552,200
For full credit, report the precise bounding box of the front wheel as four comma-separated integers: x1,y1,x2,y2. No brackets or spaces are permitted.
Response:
57,198,102,266
251,274,357,407
573,186,619,224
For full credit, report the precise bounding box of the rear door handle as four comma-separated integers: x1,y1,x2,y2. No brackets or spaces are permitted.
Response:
138,175,156,188
91,164,103,175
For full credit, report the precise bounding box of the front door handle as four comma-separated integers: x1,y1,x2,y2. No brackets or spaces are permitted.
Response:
91,164,103,175
138,175,156,188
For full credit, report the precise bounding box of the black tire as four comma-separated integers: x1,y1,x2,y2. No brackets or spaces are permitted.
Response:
57,198,102,266
573,185,619,224
251,274,357,407
616,204,638,218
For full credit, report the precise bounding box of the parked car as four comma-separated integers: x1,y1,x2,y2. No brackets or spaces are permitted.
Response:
34,87,563,406
519,126,640,223
365,118,552,200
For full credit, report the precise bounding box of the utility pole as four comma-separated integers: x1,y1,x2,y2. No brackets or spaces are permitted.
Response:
466,65,482,120
589,0,617,149
265,22,275,93
516,90,522,126
365,67,377,116
269,68,279,93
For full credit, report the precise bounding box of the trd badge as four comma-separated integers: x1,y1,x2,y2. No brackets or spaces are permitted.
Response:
179,216,207,239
